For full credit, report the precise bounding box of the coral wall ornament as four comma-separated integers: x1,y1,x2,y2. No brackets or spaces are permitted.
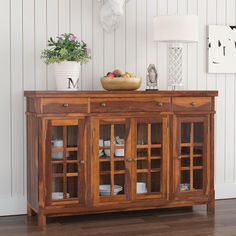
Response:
97,0,130,32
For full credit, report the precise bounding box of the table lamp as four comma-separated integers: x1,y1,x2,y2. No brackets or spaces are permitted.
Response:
153,15,199,90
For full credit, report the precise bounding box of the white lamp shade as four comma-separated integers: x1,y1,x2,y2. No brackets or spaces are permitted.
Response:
153,15,199,42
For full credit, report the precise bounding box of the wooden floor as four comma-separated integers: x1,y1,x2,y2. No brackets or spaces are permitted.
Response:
1,199,236,236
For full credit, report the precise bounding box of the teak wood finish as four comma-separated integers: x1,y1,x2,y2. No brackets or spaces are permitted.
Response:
24,90,218,226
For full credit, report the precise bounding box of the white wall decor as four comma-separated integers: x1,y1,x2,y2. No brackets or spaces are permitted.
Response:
208,25,236,73
98,0,130,32
1,0,236,216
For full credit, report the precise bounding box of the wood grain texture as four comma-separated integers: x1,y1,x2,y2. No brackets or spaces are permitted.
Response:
1,0,235,216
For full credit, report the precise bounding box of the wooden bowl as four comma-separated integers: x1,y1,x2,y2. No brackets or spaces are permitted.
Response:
101,77,142,91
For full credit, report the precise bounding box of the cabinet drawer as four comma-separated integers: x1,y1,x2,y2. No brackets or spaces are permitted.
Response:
90,98,171,113
41,98,88,113
172,97,211,111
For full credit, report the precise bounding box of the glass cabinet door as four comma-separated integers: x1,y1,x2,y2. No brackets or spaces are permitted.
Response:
46,119,85,205
175,117,208,194
95,119,130,202
134,118,167,199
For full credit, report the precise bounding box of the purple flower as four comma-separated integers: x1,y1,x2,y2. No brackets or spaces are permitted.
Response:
69,34,77,42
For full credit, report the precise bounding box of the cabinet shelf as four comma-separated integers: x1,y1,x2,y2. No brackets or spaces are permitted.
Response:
52,173,78,178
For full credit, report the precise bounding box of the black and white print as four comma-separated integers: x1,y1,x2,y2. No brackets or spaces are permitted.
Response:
208,25,236,73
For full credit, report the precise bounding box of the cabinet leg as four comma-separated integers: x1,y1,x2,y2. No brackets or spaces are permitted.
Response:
207,200,215,215
27,204,34,217
38,213,46,227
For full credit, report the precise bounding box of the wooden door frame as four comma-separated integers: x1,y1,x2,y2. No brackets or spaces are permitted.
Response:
132,115,169,201
91,117,132,205
172,114,210,200
43,117,86,207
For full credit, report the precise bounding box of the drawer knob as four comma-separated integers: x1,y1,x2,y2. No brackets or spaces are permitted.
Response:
63,103,69,107
191,102,197,107
101,102,107,107
178,156,182,160
157,102,163,107
127,158,133,162
79,160,85,164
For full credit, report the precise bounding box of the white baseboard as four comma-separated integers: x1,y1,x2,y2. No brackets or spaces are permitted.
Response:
0,196,26,216
216,183,236,199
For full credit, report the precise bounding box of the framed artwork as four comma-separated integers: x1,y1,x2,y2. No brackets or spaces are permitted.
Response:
208,25,236,73
146,64,158,90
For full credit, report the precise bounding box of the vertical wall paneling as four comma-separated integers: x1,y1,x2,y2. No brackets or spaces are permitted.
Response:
47,0,59,90
225,0,235,183
198,0,207,89
215,0,226,190
137,0,147,90
3,0,236,215
125,0,136,73
157,0,168,89
81,0,93,90
115,4,126,73
11,0,24,196
35,0,47,90
22,0,35,90
92,0,103,90
146,0,157,90
0,0,11,198
206,0,217,90
188,0,198,90
178,0,188,88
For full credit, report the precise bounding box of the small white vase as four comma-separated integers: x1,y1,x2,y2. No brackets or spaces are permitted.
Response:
53,61,81,91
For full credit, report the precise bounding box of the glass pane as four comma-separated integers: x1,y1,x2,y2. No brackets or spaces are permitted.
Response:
67,176,78,198
181,158,190,167
181,123,191,143
137,160,148,170
52,164,63,174
67,126,78,147
114,174,125,195
52,177,63,200
114,124,125,143
52,152,63,160
67,163,78,173
114,146,125,158
194,157,203,166
137,148,148,157
114,161,125,171
100,162,111,172
180,171,190,191
99,175,111,196
194,122,204,143
137,124,148,145
194,146,203,155
52,126,63,146
67,151,78,161
151,172,161,192
151,148,161,157
181,147,190,155
193,170,203,189
100,124,111,143
151,123,162,144
137,173,148,194
151,159,161,169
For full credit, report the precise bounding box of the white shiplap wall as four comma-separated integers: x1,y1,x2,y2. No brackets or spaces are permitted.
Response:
0,0,236,215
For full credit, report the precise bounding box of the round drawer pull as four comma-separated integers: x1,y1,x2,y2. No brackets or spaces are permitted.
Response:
157,102,163,107
178,156,182,160
127,158,133,162
101,102,107,107
79,160,85,164
63,103,69,107
191,102,197,107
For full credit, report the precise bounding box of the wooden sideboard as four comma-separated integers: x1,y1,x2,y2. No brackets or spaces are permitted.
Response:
24,91,218,226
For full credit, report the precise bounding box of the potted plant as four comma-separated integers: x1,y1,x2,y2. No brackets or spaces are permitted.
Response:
41,33,91,90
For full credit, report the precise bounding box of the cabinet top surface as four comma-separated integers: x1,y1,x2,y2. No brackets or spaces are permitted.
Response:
24,90,218,98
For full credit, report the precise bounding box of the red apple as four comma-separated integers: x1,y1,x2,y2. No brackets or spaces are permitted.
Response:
107,73,115,78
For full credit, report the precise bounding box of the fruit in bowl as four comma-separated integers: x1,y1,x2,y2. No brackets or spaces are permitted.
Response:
101,69,142,91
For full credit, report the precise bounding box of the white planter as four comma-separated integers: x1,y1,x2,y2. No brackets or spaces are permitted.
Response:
53,61,81,91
